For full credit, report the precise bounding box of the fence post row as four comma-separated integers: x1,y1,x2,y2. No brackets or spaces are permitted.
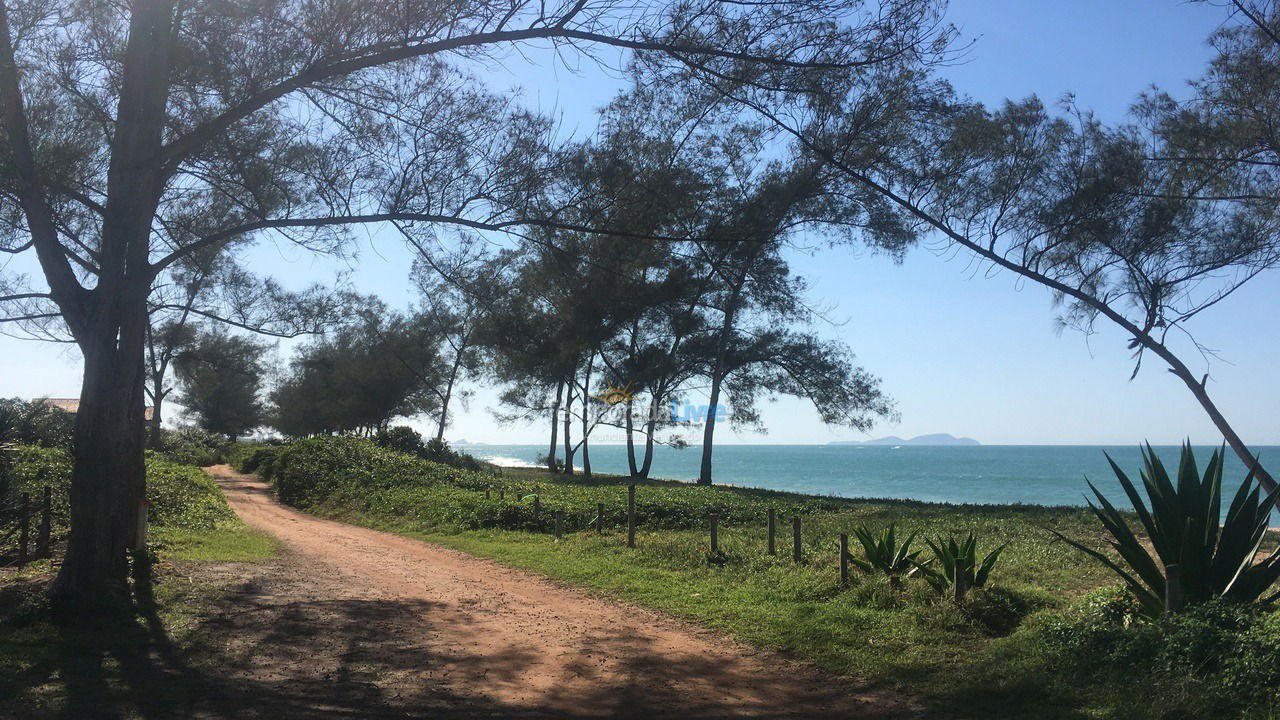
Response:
627,484,636,548
792,516,802,563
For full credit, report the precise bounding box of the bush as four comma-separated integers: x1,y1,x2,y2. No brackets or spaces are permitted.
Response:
268,436,491,508
158,426,229,467
225,442,281,475
1038,600,1280,718
371,427,484,472
0,398,74,450
0,446,236,556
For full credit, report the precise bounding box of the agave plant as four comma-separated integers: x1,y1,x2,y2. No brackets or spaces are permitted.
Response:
848,523,925,583
1056,443,1280,619
918,533,1006,601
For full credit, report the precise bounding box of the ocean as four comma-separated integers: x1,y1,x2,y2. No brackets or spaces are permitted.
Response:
467,443,1280,512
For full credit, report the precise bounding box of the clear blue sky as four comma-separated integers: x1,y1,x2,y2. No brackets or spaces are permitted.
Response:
2,0,1275,446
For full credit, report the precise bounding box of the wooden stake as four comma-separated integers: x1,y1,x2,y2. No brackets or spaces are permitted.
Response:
710,513,719,554
627,484,636,548
555,510,564,541
596,502,604,534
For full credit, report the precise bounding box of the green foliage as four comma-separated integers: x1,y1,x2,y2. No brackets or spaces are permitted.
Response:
225,442,281,475
174,328,269,439
158,426,230,467
267,435,490,507
2,446,235,557
1036,600,1280,719
848,523,924,580
919,533,1006,601
421,437,483,472
374,426,427,456
1056,443,1280,618
0,398,74,451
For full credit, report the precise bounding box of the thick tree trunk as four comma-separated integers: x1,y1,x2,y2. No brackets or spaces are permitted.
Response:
51,312,149,610
547,379,563,473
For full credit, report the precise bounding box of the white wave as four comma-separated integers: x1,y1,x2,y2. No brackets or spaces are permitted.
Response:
480,455,542,469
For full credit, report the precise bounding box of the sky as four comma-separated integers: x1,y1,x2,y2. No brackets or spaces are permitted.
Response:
1,0,1275,447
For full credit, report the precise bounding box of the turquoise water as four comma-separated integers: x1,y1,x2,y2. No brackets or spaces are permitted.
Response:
468,443,1280,512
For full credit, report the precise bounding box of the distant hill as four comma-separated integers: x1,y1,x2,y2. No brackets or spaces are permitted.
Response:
831,433,980,446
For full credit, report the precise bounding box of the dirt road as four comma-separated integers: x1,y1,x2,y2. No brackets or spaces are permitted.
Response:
206,465,922,718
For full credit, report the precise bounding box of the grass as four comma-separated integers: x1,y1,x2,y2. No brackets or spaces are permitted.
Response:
0,519,279,717
306,467,1119,718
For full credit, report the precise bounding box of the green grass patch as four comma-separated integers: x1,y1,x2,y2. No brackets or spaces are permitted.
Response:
153,523,279,563
267,437,1280,720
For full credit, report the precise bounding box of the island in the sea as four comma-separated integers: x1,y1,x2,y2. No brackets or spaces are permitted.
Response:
830,433,980,446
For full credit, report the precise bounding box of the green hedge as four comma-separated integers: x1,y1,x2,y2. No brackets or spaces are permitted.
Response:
1,446,236,556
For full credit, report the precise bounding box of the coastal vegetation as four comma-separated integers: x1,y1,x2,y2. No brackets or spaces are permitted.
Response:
221,435,1280,719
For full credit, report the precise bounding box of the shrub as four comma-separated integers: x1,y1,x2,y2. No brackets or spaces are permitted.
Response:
1055,443,1280,618
268,436,489,507
159,426,230,467
1,447,236,556
0,398,74,450
225,442,281,475
918,533,1006,601
374,426,427,456
848,523,924,582
1040,600,1280,718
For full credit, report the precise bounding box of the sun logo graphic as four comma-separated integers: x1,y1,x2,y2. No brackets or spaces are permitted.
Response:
591,381,636,406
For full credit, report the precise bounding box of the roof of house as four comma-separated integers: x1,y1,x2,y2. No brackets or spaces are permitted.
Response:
39,398,155,421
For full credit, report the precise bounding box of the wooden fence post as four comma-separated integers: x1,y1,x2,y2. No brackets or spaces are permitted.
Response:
17,493,29,567
767,508,776,556
555,510,564,541
840,533,849,584
135,499,150,553
37,486,50,558
710,513,719,554
596,502,604,534
627,484,636,548
533,495,541,524
1165,564,1182,614
792,516,802,563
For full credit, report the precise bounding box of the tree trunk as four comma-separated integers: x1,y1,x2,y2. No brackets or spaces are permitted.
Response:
625,397,639,477
562,379,575,476
547,379,563,473
699,286,743,486
435,336,467,442
580,357,592,479
640,414,656,480
50,309,149,610
146,388,165,450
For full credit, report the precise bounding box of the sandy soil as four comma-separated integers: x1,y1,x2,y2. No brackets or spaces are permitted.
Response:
203,465,926,719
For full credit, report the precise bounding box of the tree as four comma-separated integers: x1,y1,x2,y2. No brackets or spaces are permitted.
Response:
272,308,444,437
173,329,269,440
693,1,1280,490
0,0,932,607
